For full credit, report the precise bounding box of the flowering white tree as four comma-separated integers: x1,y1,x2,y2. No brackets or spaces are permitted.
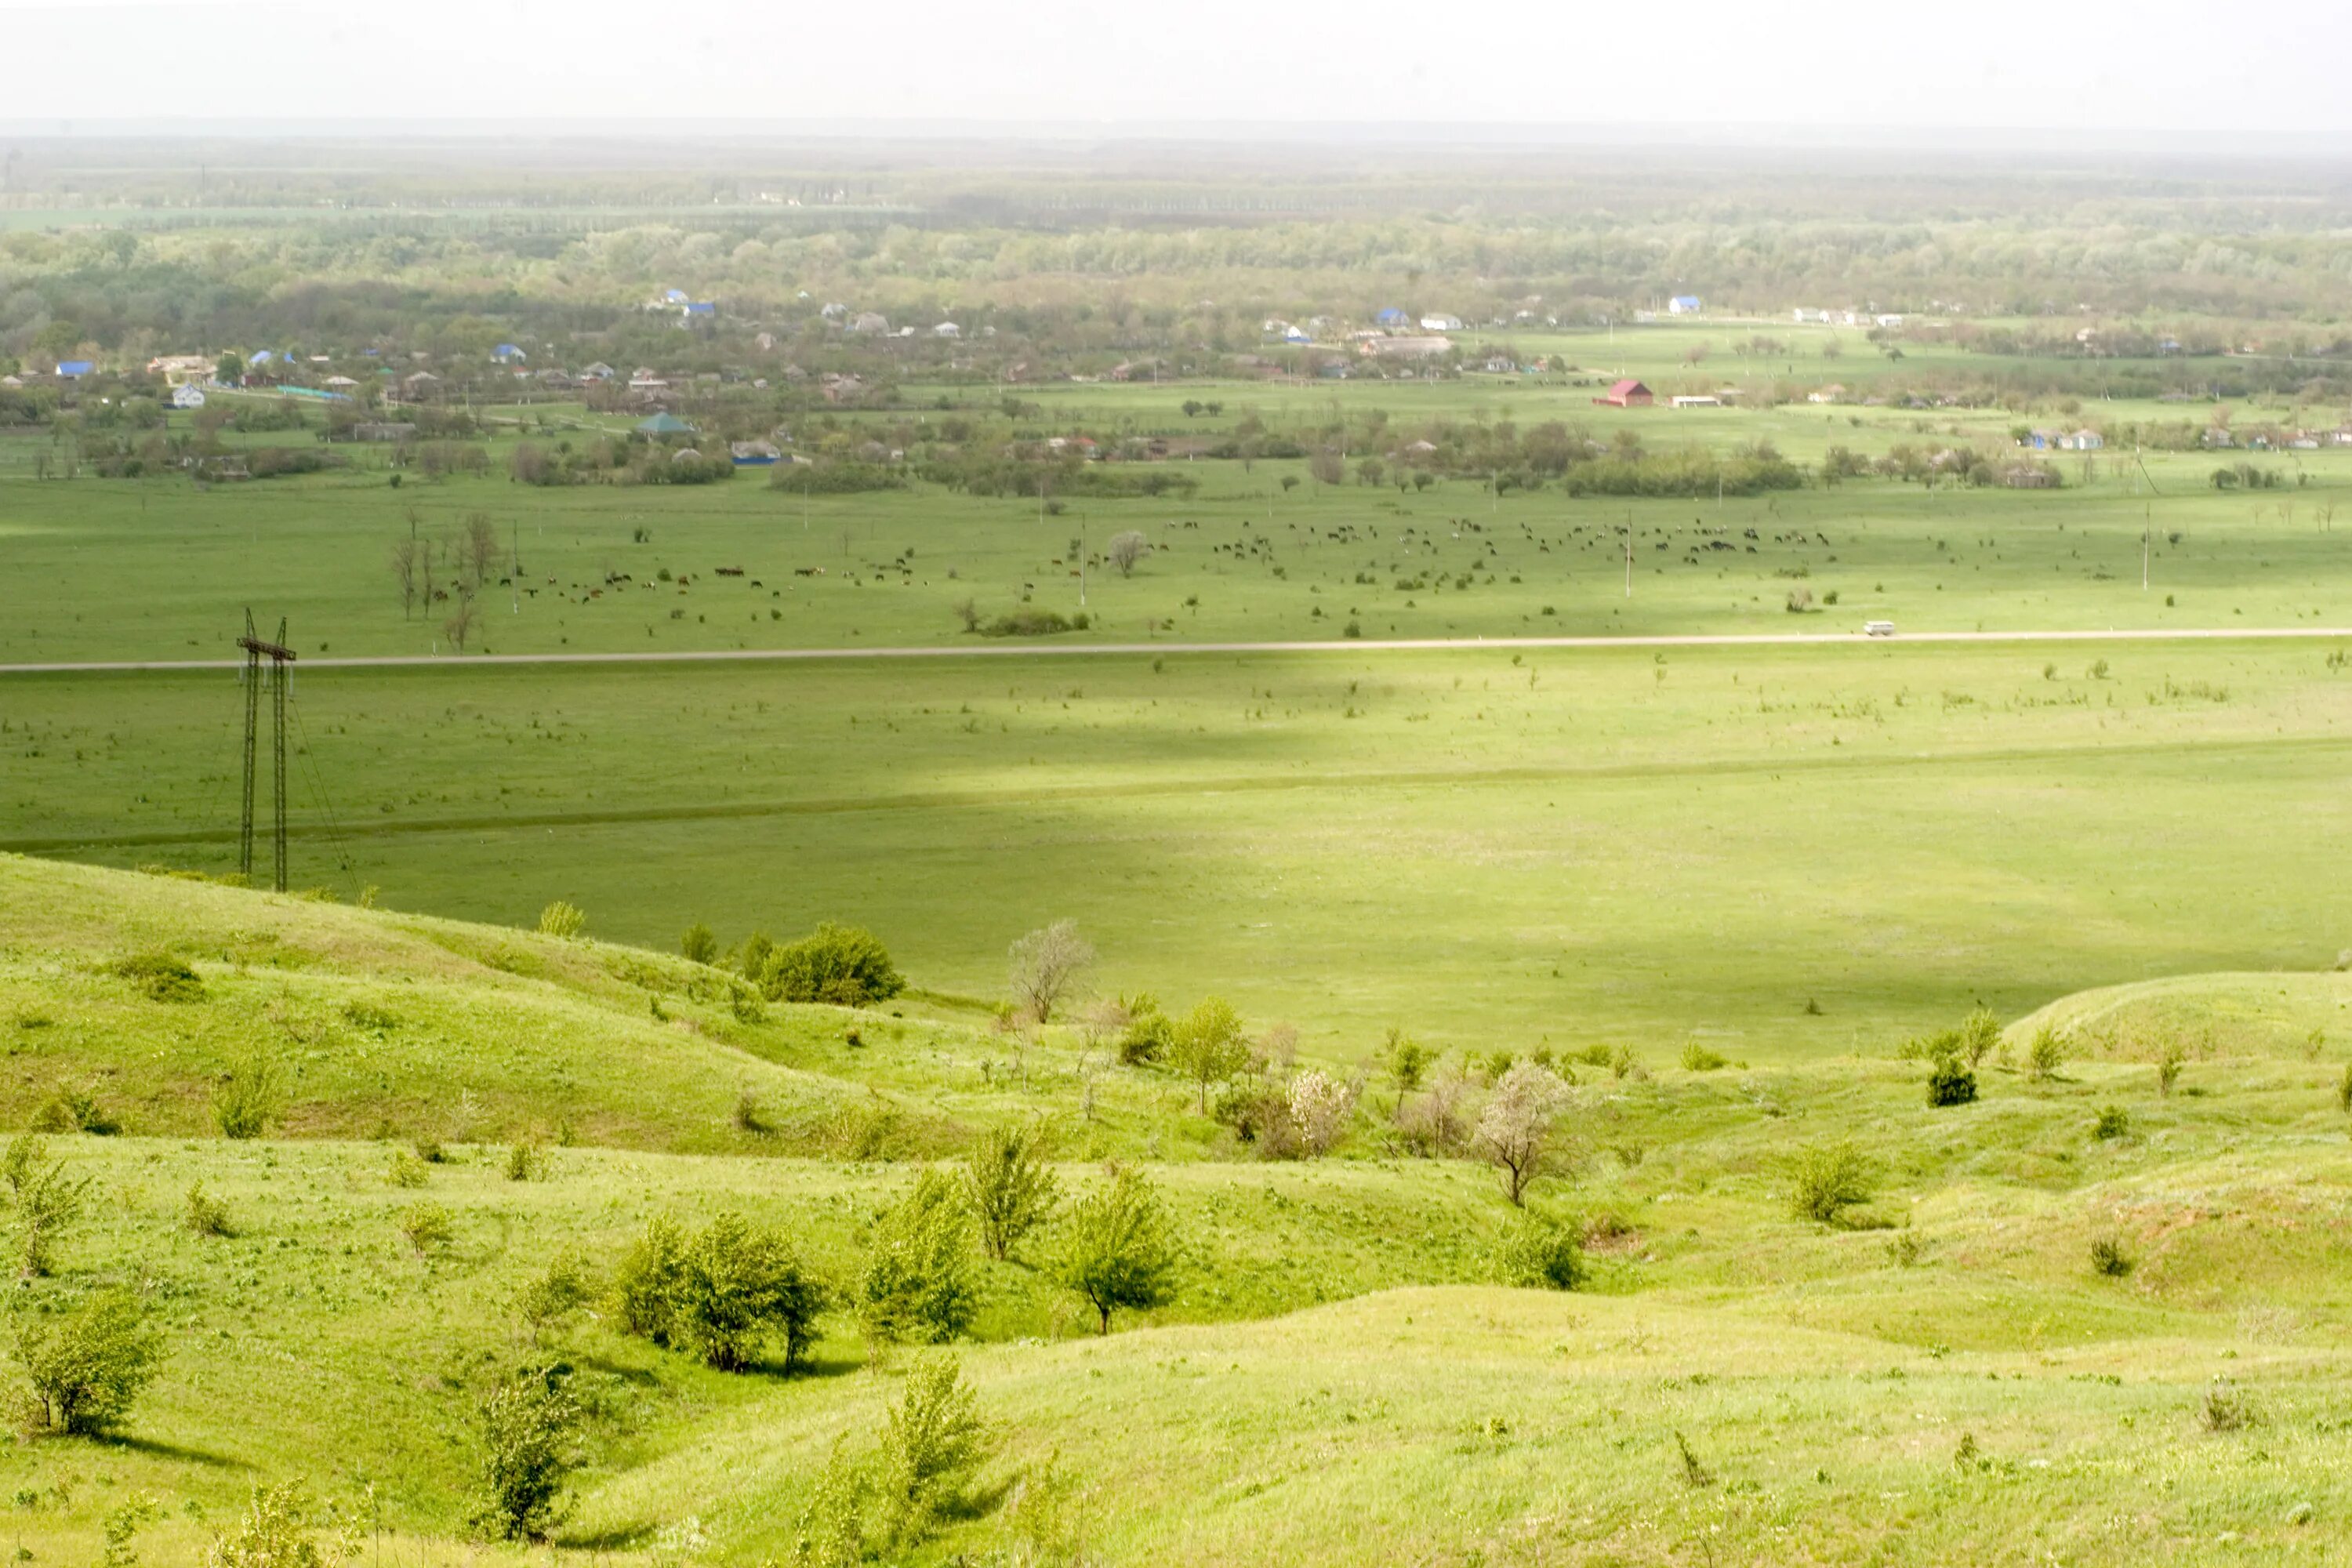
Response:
1473,1062,1572,1205
1287,1070,1360,1157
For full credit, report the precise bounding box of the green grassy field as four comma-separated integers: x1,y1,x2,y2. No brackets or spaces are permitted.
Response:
8,637,2352,1059
1,857,2350,1564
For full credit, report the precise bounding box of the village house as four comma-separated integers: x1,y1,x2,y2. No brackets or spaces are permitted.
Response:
1595,379,1654,408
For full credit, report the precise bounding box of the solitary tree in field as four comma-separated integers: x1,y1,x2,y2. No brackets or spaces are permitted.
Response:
390,538,419,619
1171,997,1249,1113
444,595,479,655
1051,1165,1178,1334
1474,1062,1572,1205
1007,920,1094,1023
1105,530,1149,577
463,512,501,587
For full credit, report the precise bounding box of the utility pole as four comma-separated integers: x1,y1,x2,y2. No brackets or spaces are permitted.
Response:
235,610,297,892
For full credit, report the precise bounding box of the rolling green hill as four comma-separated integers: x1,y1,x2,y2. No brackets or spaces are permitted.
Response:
1,856,2350,1564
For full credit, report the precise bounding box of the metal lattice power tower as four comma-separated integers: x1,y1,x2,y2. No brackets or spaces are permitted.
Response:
236,610,297,891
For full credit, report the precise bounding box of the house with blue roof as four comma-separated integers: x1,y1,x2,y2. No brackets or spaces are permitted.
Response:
1668,296,1703,315
1374,307,1406,325
493,343,528,363
54,360,95,379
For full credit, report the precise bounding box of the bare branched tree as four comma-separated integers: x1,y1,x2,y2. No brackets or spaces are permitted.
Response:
390,538,419,619
1007,920,1094,1024
443,595,479,655
463,512,501,587
1105,530,1150,577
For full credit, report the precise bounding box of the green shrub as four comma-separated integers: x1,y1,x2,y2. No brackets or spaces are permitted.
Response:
516,1248,599,1337
7,1135,91,1278
734,1087,770,1134
470,1366,581,1542
504,1142,545,1182
762,922,905,1006
1959,1007,2003,1065
1115,994,1174,1065
979,608,1076,637
1926,1056,1978,1107
2092,1104,2131,1140
877,1356,993,1546
536,900,586,939
1051,1165,1179,1334
680,921,719,965
110,952,205,1003
1494,1213,1587,1290
793,1441,869,1568
2090,1236,2135,1277
34,1083,119,1137
2336,1062,2352,1114
205,1484,356,1568
2158,1043,2184,1097
13,1287,165,1434
387,1150,430,1189
1679,1041,1727,1073
662,1211,828,1372
2026,1025,2066,1080
858,1171,980,1345
212,1051,285,1140
400,1203,455,1257
962,1122,1060,1262
183,1182,232,1238
2202,1377,2252,1432
1788,1142,1875,1225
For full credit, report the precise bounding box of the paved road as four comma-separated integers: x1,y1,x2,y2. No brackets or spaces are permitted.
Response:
2,624,2347,676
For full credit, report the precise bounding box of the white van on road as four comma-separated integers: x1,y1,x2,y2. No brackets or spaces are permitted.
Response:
1864,620,1896,637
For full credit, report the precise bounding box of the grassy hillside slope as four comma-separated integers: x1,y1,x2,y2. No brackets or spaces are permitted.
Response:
0,858,2348,1563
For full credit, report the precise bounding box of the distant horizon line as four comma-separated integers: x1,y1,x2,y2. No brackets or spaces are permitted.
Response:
0,117,2332,158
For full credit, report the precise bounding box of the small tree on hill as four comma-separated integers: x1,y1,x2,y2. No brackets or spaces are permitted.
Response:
1051,1166,1178,1334
666,1210,828,1372
1007,920,1094,1023
1788,1142,1875,1225
858,1171,981,1346
680,922,718,965
1171,997,1249,1113
13,1287,165,1435
962,1122,1060,1261
1474,1062,1573,1205
472,1364,582,1543
877,1356,993,1547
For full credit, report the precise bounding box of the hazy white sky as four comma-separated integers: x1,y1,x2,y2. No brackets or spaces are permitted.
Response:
4,0,2348,135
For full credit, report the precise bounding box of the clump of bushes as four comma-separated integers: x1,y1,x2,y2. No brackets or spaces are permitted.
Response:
183,1181,232,1238
1926,1054,1978,1107
212,1051,285,1139
2093,1104,2131,1140
401,1203,455,1258
1788,1142,1875,1226
1679,1041,1727,1072
613,1210,828,1371
536,900,586,939
1495,1211,1587,1290
111,951,205,1003
2026,1025,2067,1080
34,1083,119,1136
2090,1236,2135,1277
753,922,904,1006
1050,1165,1179,1334
978,608,1089,637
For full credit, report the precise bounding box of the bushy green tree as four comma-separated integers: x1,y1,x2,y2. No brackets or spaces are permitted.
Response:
962,1122,1060,1261
1170,997,1249,1112
680,921,718,965
1788,1142,1875,1225
1926,1054,1978,1107
858,1171,980,1345
634,1211,827,1371
877,1356,993,1546
5,1134,90,1277
762,922,904,1006
13,1287,165,1434
612,1214,688,1344
471,1366,582,1542
212,1051,285,1140
1051,1166,1178,1334
1115,993,1174,1065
